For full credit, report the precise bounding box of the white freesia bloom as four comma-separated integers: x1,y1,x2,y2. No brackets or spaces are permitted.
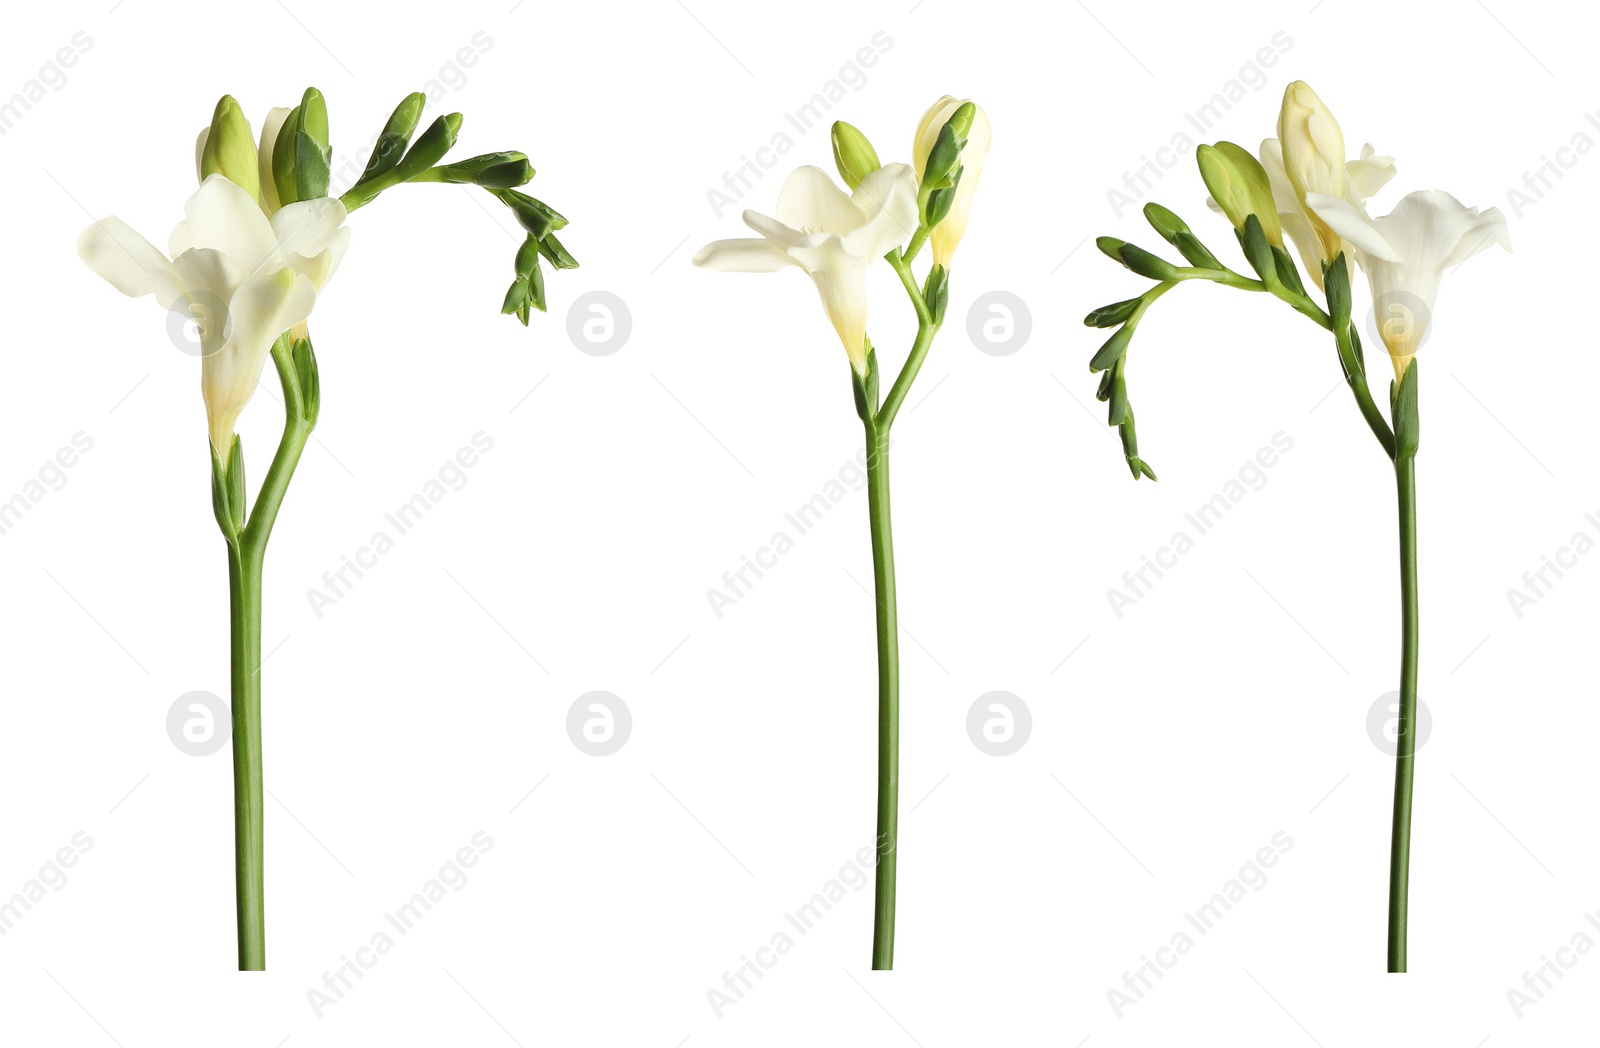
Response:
79,174,350,461
913,96,991,266
693,163,918,375
1306,189,1510,377
1259,139,1395,288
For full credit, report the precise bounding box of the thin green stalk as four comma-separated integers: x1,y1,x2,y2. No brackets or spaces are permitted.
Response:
221,334,315,971
229,541,265,970
865,422,898,970
1387,451,1419,972
1334,323,1397,459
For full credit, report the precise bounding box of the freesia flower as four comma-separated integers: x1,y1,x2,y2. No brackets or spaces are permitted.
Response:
913,96,991,266
693,163,918,375
78,174,349,462
1305,189,1510,378
1260,82,1396,287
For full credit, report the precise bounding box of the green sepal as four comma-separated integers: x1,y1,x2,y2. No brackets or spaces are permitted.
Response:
514,235,541,278
294,129,331,200
1238,214,1276,284
1323,253,1353,330
501,277,531,325
536,233,579,270
1117,243,1179,281
923,166,962,229
292,337,320,427
1392,360,1420,458
1096,236,1127,260
501,191,567,239
922,264,949,325
1084,297,1142,328
852,346,880,423
1174,231,1221,270
211,437,246,538
1107,372,1129,426
1272,246,1306,296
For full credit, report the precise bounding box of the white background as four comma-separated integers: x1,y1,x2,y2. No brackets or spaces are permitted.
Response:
0,0,1593,1044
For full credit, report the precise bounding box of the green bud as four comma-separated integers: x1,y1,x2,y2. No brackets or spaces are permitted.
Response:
830,121,881,190
946,101,976,139
1196,142,1282,246
271,104,302,205
1142,202,1190,245
1096,236,1128,261
1090,325,1134,372
200,95,260,201
1117,243,1180,281
360,92,426,184
514,235,541,279
434,152,534,188
293,86,332,200
536,233,579,271
394,114,463,181
1084,298,1142,329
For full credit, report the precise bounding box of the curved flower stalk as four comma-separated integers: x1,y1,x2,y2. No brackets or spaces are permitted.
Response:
78,90,578,970
694,97,989,969
1083,80,1508,971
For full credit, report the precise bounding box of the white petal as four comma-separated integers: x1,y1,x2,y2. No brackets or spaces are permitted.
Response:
204,268,315,453
271,196,349,277
1305,192,1402,263
171,247,246,359
284,227,351,293
803,250,871,374
691,237,798,273
741,209,822,252
1346,143,1396,201
194,127,209,185
774,165,864,236
257,107,292,215
78,217,184,309
169,174,278,271
847,163,919,258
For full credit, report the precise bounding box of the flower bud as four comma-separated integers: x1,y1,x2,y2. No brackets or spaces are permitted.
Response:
830,121,881,190
199,95,260,202
913,96,990,266
1197,141,1281,246
1277,81,1345,262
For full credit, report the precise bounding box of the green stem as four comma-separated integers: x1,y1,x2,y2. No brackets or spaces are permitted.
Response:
865,422,898,970
1387,451,1419,972
222,336,314,971
875,255,939,429
1334,324,1397,459
229,540,265,969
